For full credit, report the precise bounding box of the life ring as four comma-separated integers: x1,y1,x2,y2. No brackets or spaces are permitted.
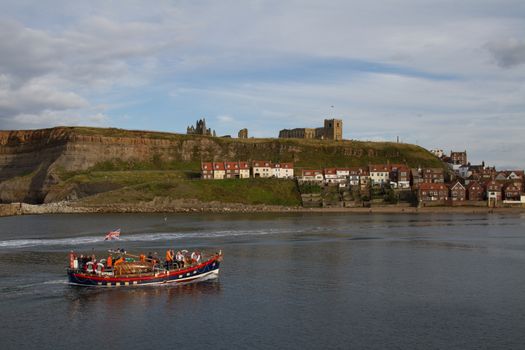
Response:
96,263,105,273
86,262,95,273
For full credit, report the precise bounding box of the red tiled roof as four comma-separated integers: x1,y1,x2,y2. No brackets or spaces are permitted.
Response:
201,162,213,170
272,162,294,169
239,161,249,169
253,161,272,167
213,162,225,170
224,162,239,170
369,165,389,172
324,168,337,175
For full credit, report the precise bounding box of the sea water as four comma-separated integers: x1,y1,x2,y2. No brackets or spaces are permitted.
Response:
1,212,525,349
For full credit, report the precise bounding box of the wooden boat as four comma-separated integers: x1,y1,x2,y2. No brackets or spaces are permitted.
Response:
67,250,222,287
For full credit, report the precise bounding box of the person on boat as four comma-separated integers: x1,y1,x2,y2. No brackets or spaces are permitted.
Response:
139,253,146,262
79,254,85,270
165,249,174,270
106,255,113,269
175,250,184,268
114,256,125,266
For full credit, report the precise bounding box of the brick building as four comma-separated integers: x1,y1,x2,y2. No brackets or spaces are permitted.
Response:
418,183,449,202
422,168,445,183
467,181,484,201
504,183,521,201
450,151,467,165
450,181,466,201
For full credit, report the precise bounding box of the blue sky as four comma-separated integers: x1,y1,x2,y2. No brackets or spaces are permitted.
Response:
0,0,524,168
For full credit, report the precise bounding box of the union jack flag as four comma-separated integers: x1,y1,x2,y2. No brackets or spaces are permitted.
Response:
105,228,121,241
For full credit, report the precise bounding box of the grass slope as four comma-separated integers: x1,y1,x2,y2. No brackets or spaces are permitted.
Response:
56,171,301,207
45,127,443,207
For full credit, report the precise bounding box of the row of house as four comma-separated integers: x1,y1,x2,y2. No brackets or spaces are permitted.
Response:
298,163,524,205
299,164,416,189
201,161,294,179
418,180,523,203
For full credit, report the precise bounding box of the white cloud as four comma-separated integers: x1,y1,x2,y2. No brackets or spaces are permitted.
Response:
216,115,234,123
9,111,109,129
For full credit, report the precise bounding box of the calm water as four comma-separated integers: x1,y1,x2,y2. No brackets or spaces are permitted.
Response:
1,212,525,349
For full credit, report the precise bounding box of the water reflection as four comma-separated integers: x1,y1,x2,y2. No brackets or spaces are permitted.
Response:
66,281,221,306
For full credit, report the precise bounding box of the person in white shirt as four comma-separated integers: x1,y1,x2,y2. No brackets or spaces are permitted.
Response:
175,251,184,268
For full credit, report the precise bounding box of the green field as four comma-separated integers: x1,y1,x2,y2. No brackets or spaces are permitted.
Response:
54,170,301,207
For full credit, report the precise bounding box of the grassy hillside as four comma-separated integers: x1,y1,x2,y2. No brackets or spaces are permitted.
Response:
50,170,301,207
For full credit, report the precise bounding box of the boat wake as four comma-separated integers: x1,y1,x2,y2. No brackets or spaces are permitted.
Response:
0,228,287,249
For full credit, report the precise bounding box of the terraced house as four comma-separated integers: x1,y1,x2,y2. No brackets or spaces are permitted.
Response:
201,162,214,179
467,181,484,201
271,163,294,179
252,161,273,178
450,181,466,202
418,183,449,202
422,168,445,183
224,161,250,179
369,165,389,186
300,170,324,183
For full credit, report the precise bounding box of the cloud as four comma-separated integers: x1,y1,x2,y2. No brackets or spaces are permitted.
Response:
0,14,175,129
6,111,109,130
486,39,525,68
216,115,234,123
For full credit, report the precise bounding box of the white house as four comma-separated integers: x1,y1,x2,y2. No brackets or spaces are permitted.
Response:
252,161,272,178
212,162,225,179
239,161,250,179
347,168,362,186
323,168,339,184
272,163,294,178
369,165,389,186
300,170,324,183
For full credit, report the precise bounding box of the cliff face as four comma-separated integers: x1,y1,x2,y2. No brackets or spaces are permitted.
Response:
0,127,441,204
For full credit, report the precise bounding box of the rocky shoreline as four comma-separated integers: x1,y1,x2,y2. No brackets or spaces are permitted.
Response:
1,200,524,217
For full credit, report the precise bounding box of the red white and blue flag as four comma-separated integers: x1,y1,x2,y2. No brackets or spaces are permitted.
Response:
105,228,121,241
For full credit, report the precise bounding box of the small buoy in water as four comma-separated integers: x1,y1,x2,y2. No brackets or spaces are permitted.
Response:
164,216,167,222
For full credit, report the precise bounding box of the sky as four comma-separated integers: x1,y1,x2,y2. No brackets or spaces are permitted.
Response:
0,0,524,169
